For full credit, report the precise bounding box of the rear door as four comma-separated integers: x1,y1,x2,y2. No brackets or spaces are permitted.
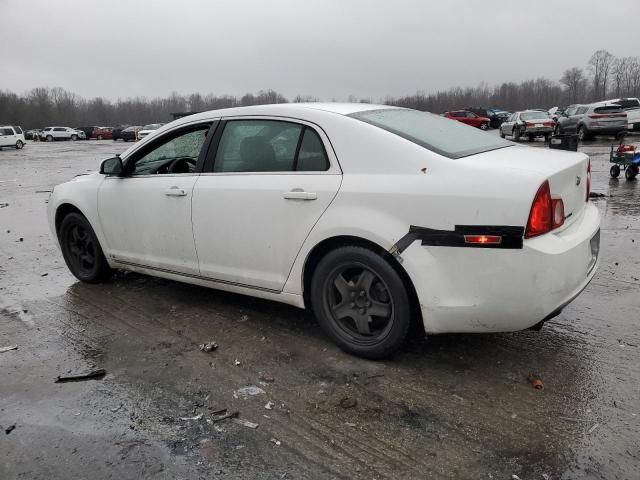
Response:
191,117,341,292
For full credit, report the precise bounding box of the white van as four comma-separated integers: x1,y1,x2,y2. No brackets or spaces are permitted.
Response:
594,98,640,131
0,126,26,150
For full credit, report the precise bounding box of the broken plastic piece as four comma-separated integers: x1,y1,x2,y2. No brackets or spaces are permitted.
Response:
527,373,544,390
233,418,259,429
199,341,218,352
0,345,18,353
55,368,106,383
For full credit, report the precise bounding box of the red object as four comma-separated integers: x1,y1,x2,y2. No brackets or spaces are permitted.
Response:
525,181,553,238
463,235,502,245
617,144,635,153
586,159,591,202
91,127,113,140
443,111,490,129
589,113,626,119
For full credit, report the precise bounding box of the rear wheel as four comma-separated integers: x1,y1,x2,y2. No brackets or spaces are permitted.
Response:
528,135,535,142
513,127,521,142
610,165,620,178
499,128,505,138
97,135,103,140
544,133,550,142
15,140,23,149
625,166,638,181
577,126,591,142
71,134,78,141
310,246,412,359
480,122,489,131
554,124,562,135
46,135,53,142
58,213,112,283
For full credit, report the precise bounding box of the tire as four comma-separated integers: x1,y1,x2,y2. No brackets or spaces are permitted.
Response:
15,140,24,149
513,127,521,142
97,135,103,140
46,135,53,142
610,165,620,178
71,134,78,141
499,128,505,138
577,126,591,142
479,122,489,131
544,133,550,142
58,212,112,283
625,166,638,181
554,124,562,135
310,246,412,359
528,135,535,142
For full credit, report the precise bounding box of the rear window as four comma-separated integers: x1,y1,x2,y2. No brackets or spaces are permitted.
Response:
521,112,550,120
349,108,512,159
613,99,640,109
594,106,624,114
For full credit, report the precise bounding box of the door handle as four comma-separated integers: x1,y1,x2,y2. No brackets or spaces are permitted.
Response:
283,189,317,200
165,186,187,197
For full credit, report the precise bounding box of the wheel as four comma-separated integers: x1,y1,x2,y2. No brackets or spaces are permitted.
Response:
480,122,489,131
71,134,78,141
528,135,535,142
15,140,24,149
544,133,550,142
46,135,53,142
58,212,112,283
625,166,638,181
554,124,562,135
513,127,521,142
97,135,103,140
499,128,505,138
610,165,620,178
577,126,591,142
310,246,412,359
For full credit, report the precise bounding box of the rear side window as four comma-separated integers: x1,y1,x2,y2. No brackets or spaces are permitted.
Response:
213,120,329,172
0,128,13,135
54,127,66,132
350,108,512,159
594,106,623,114
12,126,22,134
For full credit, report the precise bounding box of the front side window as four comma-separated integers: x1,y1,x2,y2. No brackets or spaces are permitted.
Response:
213,120,329,173
350,108,512,159
130,126,210,175
576,107,588,115
565,107,578,116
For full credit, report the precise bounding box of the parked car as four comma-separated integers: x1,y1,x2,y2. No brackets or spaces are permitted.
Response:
91,127,113,140
442,110,490,130
592,98,640,132
466,107,505,129
41,127,86,141
120,126,141,142
24,129,42,140
48,103,600,359
75,126,100,140
0,125,26,149
137,123,164,139
555,104,627,141
112,125,130,141
548,107,565,123
499,110,555,142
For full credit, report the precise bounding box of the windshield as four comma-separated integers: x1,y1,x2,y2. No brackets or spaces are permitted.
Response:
142,124,161,130
349,108,512,159
521,112,550,121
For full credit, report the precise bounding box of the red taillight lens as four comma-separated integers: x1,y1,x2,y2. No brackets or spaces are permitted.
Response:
551,197,565,228
586,159,591,202
525,181,552,238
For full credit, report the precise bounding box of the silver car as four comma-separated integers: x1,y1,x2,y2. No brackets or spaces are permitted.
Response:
555,104,627,141
499,110,554,142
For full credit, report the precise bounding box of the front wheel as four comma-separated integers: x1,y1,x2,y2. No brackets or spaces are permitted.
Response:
71,134,78,141
480,122,489,131
499,128,505,138
15,140,24,149
610,165,620,178
46,135,53,142
513,127,521,142
59,212,112,283
577,126,591,142
310,246,412,359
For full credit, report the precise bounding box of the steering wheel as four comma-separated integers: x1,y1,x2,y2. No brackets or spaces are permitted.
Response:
166,157,196,174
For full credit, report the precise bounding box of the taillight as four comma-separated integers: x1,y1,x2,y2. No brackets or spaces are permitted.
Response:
525,181,566,238
464,235,502,245
586,159,591,202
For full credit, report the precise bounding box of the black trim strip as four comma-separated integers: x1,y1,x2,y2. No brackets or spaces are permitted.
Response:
113,259,280,293
392,225,525,254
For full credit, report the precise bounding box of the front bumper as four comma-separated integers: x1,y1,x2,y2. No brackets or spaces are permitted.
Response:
401,203,601,334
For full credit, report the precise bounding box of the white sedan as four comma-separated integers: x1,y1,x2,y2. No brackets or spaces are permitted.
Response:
47,103,600,359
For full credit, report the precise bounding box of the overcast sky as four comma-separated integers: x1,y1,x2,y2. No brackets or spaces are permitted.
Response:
1,0,638,101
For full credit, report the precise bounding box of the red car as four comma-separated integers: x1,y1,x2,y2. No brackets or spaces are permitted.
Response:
442,111,491,130
90,127,113,140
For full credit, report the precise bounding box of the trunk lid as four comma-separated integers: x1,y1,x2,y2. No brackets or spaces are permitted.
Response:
461,145,589,224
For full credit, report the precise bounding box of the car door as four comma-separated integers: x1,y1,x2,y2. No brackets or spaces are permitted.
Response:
562,107,578,132
191,118,342,292
0,127,14,147
97,121,215,274
501,114,513,135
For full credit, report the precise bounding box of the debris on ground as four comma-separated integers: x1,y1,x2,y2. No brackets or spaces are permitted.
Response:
111,404,123,413
511,475,521,480
239,314,249,322
259,372,275,383
589,192,606,198
55,368,106,383
180,414,203,421
0,203,9,208
527,373,544,390
234,359,241,366
41,272,48,277
0,345,18,353
211,411,239,423
234,386,265,399
199,340,218,352
264,401,275,410
270,438,281,446
339,397,357,409
588,422,600,434
345,422,356,427
5,425,16,434
542,474,550,480
233,418,259,429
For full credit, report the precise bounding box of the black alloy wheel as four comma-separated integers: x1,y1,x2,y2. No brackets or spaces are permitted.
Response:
310,246,412,359
59,213,111,283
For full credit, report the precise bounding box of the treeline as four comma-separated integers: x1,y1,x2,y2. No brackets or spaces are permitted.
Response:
1,49,638,129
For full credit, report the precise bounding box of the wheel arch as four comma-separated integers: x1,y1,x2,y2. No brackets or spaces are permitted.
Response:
301,235,422,328
55,203,86,235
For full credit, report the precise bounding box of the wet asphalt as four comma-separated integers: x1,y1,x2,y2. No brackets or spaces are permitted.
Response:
0,135,638,480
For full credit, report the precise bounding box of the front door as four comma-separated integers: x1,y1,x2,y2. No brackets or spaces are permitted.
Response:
97,123,213,274
192,118,342,292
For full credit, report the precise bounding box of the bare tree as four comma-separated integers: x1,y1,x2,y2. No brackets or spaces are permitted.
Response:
588,50,616,100
560,67,587,103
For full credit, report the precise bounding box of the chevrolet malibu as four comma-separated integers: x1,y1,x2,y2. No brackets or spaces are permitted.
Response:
47,103,600,359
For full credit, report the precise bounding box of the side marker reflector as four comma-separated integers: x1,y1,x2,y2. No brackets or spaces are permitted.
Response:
463,235,502,245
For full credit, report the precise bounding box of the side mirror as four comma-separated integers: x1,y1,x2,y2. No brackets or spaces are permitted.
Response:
100,156,123,176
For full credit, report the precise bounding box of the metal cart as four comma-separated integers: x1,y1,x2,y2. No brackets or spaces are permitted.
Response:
609,144,640,181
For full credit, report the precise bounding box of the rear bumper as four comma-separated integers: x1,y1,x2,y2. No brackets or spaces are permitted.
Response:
402,203,601,334
587,125,627,134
